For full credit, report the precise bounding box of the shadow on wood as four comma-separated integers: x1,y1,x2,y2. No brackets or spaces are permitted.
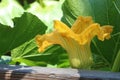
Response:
0,65,120,80
0,65,33,80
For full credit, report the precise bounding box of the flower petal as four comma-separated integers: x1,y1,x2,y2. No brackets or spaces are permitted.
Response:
54,20,74,36
71,16,93,34
36,18,113,52
36,31,66,52
36,35,53,52
100,25,113,40
78,23,113,44
53,20,80,43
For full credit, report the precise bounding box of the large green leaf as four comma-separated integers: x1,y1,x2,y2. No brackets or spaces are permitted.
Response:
0,12,47,54
62,0,120,70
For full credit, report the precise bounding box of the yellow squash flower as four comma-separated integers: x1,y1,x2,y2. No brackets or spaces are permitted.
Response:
36,16,113,69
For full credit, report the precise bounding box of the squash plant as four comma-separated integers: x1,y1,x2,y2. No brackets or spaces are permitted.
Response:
0,0,120,72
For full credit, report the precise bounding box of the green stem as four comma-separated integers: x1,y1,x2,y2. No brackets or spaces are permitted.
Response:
111,50,120,72
37,0,45,8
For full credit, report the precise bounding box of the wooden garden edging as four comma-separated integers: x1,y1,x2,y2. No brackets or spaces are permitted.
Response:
0,65,120,80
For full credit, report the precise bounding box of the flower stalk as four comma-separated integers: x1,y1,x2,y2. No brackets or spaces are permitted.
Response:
111,50,120,72
67,42,93,69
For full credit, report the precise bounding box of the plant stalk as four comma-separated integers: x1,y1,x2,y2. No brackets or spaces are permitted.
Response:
111,50,120,72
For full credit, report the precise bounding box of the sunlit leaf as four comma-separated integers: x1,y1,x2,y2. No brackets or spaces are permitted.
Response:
0,0,24,27
27,0,64,32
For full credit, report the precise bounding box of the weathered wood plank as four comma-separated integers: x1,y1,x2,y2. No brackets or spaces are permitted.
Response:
0,65,120,80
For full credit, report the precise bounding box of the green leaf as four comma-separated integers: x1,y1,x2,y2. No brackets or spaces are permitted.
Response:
62,0,93,26
0,12,47,54
0,0,24,27
11,39,48,66
62,0,120,70
11,39,69,67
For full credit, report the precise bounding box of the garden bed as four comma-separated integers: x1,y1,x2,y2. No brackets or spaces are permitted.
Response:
0,65,120,80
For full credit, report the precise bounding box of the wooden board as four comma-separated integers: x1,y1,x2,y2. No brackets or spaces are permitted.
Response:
0,65,120,80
